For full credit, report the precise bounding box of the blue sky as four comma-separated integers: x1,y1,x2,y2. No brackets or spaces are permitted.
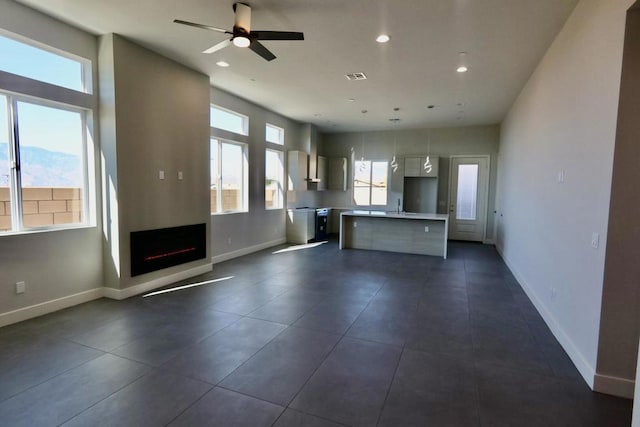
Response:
0,34,84,156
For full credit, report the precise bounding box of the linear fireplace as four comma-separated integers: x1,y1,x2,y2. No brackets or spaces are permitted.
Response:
130,223,206,277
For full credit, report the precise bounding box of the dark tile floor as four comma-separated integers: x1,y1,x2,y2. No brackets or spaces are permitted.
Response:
0,241,633,426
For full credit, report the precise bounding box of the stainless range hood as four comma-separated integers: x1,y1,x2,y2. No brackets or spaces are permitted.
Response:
302,123,321,183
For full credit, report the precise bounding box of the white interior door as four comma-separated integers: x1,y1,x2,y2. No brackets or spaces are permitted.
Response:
448,156,490,241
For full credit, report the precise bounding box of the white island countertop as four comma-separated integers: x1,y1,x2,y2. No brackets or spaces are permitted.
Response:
341,210,449,221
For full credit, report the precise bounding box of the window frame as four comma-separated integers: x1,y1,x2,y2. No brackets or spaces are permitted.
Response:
265,148,284,210
210,104,249,136
353,159,389,207
265,123,284,145
210,138,248,215
0,29,94,236
0,29,92,94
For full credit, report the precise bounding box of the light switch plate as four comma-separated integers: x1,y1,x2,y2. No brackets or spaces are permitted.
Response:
178,171,183,180
159,170,165,180
16,281,25,294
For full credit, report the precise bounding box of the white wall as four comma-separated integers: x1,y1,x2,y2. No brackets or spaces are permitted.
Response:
496,0,634,393
319,125,500,240
209,87,304,260
0,1,103,324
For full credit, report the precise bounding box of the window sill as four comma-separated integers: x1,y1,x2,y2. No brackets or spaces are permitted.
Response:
0,223,96,237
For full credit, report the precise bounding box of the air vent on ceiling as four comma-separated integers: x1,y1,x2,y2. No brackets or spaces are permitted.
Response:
345,72,368,81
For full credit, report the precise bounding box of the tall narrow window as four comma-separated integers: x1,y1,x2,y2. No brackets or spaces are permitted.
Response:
354,160,388,206
0,95,10,232
265,149,284,209
210,138,248,214
456,164,479,220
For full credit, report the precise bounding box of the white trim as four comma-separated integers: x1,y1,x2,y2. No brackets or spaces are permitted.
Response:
594,374,635,399
495,243,596,389
102,263,212,300
212,238,286,264
0,287,103,328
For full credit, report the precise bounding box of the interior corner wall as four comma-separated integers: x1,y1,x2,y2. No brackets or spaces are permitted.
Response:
596,7,640,397
496,0,634,392
319,125,500,240
99,34,211,290
209,87,304,260
0,1,103,323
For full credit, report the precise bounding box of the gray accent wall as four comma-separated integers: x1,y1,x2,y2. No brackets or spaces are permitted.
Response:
497,0,635,395
318,125,500,240
0,2,103,315
99,34,211,289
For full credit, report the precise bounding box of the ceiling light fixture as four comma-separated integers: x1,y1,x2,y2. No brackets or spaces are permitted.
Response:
376,34,390,43
232,36,251,48
216,61,230,67
457,66,468,73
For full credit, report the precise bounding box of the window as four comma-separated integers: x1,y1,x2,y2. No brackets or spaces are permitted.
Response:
0,32,89,93
456,164,479,220
0,95,89,233
265,123,284,145
0,31,93,234
210,104,248,135
354,160,388,206
210,138,248,214
265,149,284,209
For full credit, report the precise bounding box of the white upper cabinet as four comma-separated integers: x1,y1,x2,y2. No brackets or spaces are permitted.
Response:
404,156,439,177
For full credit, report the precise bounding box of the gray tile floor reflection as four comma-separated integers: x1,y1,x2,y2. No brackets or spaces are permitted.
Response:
0,241,632,426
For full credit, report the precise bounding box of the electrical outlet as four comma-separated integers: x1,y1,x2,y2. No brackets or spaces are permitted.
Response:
424,226,429,232
15,281,25,294
178,171,183,180
591,232,599,249
557,170,564,183
353,221,357,228
550,287,557,300
227,237,231,245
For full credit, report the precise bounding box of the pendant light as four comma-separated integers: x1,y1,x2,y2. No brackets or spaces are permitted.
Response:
424,130,433,174
389,118,400,174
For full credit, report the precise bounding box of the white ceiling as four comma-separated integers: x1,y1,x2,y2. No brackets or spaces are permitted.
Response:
17,0,578,133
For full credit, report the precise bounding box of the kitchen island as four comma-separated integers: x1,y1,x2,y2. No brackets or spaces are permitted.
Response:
339,210,449,258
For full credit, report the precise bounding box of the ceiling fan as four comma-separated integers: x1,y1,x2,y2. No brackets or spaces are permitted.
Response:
174,2,304,61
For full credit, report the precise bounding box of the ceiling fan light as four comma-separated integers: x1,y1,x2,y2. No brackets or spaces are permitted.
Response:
233,36,250,47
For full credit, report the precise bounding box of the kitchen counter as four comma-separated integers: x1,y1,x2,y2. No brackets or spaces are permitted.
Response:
339,210,449,258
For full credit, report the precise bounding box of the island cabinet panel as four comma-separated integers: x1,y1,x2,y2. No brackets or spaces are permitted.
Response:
340,211,448,258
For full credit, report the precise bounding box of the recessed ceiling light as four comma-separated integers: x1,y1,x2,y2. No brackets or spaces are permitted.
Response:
457,66,468,73
348,98,356,102
376,34,390,43
216,61,230,67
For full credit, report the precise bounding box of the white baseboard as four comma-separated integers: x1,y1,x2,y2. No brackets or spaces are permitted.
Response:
102,263,213,300
483,238,496,245
211,238,286,264
0,288,104,328
495,243,597,389
594,373,636,398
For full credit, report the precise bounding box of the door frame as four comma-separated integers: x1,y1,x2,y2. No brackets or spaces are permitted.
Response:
447,155,491,242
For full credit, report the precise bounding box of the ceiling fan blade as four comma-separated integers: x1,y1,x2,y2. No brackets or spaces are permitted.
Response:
203,39,232,54
173,19,231,34
249,40,276,61
251,31,304,41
